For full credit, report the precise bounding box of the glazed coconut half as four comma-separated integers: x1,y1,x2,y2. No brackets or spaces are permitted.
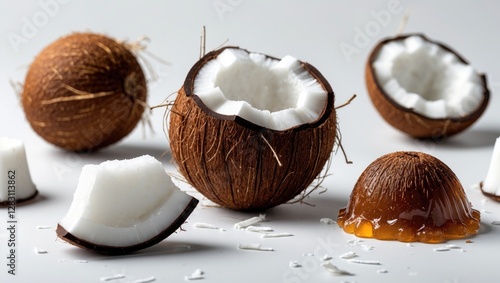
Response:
57,155,198,254
169,47,336,211
366,34,489,139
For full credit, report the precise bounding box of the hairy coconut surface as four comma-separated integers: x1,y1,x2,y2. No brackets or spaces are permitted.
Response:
337,151,480,243
22,32,147,152
169,47,336,211
366,33,489,139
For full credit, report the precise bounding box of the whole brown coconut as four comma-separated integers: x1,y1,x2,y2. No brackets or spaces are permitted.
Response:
168,47,337,211
21,32,147,152
337,151,480,243
366,33,489,140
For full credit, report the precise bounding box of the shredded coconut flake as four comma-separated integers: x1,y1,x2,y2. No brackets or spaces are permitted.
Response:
100,274,126,282
234,214,266,229
75,260,88,264
377,269,388,274
185,269,204,281
433,247,450,252
339,251,357,259
320,218,336,224
193,223,222,230
260,232,293,238
33,247,48,254
134,276,156,283
238,243,274,251
322,255,333,261
361,245,374,251
289,261,302,268
245,226,273,232
349,259,381,265
322,262,353,276
347,239,363,246
433,245,465,252
36,225,52,229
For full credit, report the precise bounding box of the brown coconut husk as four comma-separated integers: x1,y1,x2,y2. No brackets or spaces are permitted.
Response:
168,47,337,211
365,33,490,140
22,32,147,152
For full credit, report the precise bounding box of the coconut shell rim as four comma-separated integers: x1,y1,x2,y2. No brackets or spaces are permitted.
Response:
183,46,335,132
367,33,490,124
56,197,199,255
479,181,500,202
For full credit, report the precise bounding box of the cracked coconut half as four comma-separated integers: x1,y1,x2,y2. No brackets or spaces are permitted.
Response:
57,155,198,254
366,33,489,139
168,47,337,211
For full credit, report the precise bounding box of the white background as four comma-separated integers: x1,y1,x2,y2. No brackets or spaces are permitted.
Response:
1,1,500,282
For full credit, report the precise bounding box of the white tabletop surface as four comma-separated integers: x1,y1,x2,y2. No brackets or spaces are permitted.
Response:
1,1,500,282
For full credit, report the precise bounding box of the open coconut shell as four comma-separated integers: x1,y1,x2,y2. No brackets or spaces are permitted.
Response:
168,47,337,211
365,33,489,140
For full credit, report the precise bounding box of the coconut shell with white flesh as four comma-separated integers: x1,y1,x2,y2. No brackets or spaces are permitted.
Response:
366,33,489,139
169,47,337,211
56,155,198,255
480,137,500,201
22,32,147,152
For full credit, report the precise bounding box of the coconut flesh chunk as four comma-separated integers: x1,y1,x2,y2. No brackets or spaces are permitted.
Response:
373,35,484,119
58,155,198,253
481,137,500,198
0,137,37,203
193,48,328,131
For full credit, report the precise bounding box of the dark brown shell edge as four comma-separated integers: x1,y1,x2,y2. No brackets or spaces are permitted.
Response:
365,33,490,140
479,181,500,202
56,197,198,255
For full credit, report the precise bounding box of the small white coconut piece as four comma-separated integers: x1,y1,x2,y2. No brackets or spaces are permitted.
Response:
0,137,37,204
56,155,198,254
480,137,500,201
234,214,266,229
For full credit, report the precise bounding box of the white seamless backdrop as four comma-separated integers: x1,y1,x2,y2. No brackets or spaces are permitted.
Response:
1,1,500,282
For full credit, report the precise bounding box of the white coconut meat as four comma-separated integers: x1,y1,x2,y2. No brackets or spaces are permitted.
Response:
193,48,328,131
59,155,194,248
0,137,37,202
481,137,500,196
372,35,484,119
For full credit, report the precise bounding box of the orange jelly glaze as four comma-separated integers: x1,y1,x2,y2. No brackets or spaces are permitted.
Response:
337,152,480,243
